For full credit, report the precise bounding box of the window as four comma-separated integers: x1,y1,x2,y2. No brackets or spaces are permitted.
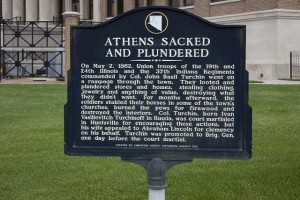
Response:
89,0,93,19
107,0,114,17
169,0,180,7
117,0,124,15
135,0,153,7
106,0,124,17
72,0,80,12
183,0,194,6
169,0,194,7
211,0,225,2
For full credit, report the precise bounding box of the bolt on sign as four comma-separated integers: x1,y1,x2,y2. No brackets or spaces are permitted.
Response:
65,7,252,160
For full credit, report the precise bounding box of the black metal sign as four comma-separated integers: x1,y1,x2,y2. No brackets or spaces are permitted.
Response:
65,7,252,160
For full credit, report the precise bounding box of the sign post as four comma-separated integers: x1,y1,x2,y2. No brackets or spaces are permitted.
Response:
65,6,252,199
147,158,166,200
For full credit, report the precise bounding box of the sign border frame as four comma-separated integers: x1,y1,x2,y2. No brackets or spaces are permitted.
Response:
64,6,252,160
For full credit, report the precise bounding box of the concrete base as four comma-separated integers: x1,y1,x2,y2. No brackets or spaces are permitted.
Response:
247,63,290,80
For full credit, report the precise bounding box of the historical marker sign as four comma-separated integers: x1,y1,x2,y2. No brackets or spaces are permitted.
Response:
65,7,252,160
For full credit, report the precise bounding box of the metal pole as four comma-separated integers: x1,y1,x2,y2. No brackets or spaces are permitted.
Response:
147,158,167,200
122,157,192,200
149,188,165,200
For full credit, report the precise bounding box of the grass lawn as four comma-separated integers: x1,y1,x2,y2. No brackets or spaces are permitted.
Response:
0,84,299,200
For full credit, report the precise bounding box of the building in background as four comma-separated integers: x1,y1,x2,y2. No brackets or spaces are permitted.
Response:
2,0,300,80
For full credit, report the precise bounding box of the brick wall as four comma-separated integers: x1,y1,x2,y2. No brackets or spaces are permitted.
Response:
244,0,278,13
124,0,135,12
63,12,80,82
211,1,245,16
154,0,169,6
277,0,300,9
194,0,210,17
192,0,300,17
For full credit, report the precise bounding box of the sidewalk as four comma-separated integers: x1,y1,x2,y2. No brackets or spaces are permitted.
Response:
255,80,300,85
0,78,65,84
